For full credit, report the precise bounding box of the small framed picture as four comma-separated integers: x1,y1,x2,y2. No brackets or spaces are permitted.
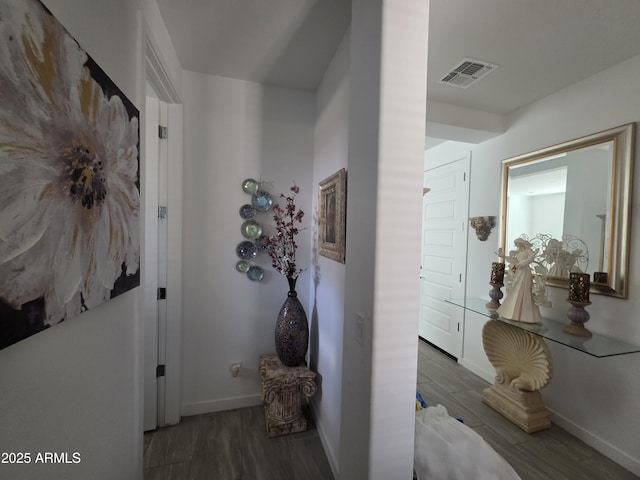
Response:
318,168,346,263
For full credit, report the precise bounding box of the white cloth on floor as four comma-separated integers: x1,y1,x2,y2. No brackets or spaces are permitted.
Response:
414,405,521,480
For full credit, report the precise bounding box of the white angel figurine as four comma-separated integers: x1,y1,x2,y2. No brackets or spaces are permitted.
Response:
496,238,543,324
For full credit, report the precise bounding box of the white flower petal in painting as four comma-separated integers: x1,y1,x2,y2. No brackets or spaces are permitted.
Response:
0,0,140,326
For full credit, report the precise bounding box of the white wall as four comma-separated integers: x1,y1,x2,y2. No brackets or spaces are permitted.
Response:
310,27,350,477
339,1,429,478
462,54,640,475
337,0,380,475
369,1,428,475
0,1,144,479
180,71,315,415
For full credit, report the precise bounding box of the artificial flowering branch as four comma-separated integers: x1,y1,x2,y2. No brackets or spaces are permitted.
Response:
264,184,307,285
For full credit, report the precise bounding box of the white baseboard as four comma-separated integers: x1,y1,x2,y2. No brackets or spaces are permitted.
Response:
181,394,263,417
549,408,640,477
309,402,340,479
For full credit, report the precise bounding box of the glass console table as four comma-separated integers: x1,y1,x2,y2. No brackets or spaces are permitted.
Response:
446,298,640,433
447,298,640,358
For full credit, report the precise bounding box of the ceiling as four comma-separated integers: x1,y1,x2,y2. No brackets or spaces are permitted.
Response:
157,0,640,133
155,0,351,92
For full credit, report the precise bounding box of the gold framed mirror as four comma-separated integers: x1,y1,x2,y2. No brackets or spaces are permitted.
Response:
499,123,635,298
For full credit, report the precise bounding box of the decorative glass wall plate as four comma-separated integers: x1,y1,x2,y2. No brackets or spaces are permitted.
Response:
236,241,258,260
236,260,250,273
242,178,259,195
239,204,257,219
251,191,273,211
255,235,269,251
241,220,262,239
247,266,265,282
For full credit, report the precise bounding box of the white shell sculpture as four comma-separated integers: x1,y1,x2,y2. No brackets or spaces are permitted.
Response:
481,320,554,432
483,320,553,391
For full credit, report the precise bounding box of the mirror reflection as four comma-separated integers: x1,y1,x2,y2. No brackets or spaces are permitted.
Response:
500,123,635,298
506,141,613,277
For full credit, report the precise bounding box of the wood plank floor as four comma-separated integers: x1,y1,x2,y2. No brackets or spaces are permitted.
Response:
144,340,638,479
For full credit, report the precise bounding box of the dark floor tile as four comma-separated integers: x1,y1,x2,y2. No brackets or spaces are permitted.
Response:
416,367,432,385
512,431,640,480
510,441,578,480
143,431,153,458
242,404,267,434
417,381,484,427
471,425,550,480
582,455,640,480
144,415,202,468
418,340,458,368
189,410,243,480
243,430,294,480
527,425,601,463
144,462,191,480
289,435,334,480
418,355,488,394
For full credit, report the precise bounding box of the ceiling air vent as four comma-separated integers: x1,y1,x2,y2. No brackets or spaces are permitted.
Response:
439,58,498,88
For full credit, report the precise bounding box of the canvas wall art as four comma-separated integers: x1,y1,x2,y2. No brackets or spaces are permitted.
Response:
0,0,140,350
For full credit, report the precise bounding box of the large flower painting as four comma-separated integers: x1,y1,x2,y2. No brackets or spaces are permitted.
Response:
0,0,140,350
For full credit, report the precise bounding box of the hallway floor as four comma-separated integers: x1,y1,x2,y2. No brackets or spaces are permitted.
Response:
143,339,638,479
143,403,333,480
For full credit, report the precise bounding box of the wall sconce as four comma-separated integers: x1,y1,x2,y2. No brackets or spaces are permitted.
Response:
469,216,496,241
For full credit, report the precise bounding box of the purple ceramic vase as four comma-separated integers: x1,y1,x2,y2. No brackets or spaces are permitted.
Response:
275,278,308,367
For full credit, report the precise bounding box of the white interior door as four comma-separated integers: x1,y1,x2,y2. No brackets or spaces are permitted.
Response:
144,88,182,430
143,89,163,431
144,33,184,432
419,157,470,359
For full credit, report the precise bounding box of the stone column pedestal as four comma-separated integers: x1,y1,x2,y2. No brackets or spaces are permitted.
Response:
259,355,317,437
